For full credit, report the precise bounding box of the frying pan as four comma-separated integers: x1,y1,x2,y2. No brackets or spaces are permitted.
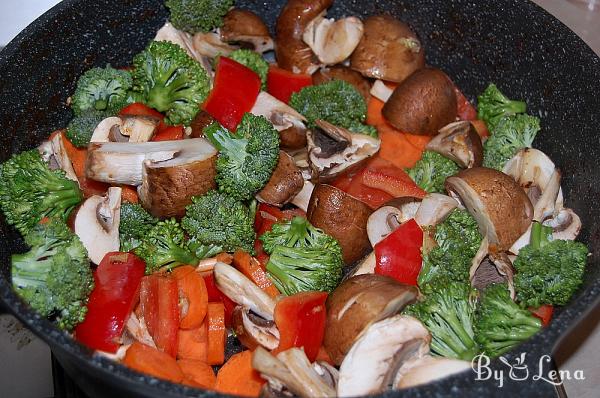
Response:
0,0,598,397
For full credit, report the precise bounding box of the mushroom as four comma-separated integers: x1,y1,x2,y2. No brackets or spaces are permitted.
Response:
138,138,218,218
370,80,394,103
154,22,202,61
125,311,156,348
220,9,274,53
302,15,364,65
275,0,333,74
348,252,376,277
192,32,237,58
414,193,459,228
337,315,431,397
46,132,78,182
86,138,213,186
90,117,123,143
73,187,121,264
307,120,380,181
290,181,315,213
445,167,533,251
213,262,276,320
323,274,419,365
426,121,484,168
307,184,373,265
471,257,507,291
394,356,472,389
189,110,216,138
256,151,304,207
312,66,371,102
119,115,159,143
366,197,422,247
382,68,458,135
231,306,280,351
350,15,425,83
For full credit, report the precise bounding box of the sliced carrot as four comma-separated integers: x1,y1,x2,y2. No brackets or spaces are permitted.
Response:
122,342,184,383
214,351,265,397
177,321,208,361
119,184,139,203
172,266,208,329
232,251,280,298
61,131,88,178
207,302,226,365
177,359,216,389
216,252,233,265
404,133,431,152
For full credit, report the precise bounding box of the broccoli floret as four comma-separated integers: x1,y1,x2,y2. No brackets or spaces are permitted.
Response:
11,218,94,330
182,190,256,253
475,283,541,358
119,203,158,253
289,80,376,137
513,222,588,307
65,111,107,148
165,0,234,33
71,65,132,116
260,216,338,255
406,151,460,193
132,41,210,126
228,50,268,90
482,114,540,171
0,150,83,235
418,209,483,286
404,280,479,360
134,219,199,274
477,84,527,131
204,114,280,201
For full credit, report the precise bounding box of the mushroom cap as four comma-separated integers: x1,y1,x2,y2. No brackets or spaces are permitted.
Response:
302,16,364,65
382,68,457,135
367,197,422,247
350,15,425,83
426,121,484,168
395,356,472,389
231,306,280,351
323,274,419,365
445,167,533,251
256,151,304,207
307,184,373,265
312,65,371,102
220,9,274,53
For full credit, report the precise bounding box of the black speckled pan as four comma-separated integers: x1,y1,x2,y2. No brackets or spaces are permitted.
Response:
0,0,598,397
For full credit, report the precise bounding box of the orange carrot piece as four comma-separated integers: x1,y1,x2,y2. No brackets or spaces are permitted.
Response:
177,359,216,389
173,266,208,329
177,322,208,361
216,252,233,264
207,302,226,365
119,184,139,203
214,351,265,397
123,342,184,383
61,131,88,179
232,251,280,298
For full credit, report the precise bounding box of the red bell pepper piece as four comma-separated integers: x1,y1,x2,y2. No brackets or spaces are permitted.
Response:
75,252,145,353
454,86,478,121
202,272,237,328
273,291,328,362
374,219,423,285
203,57,261,131
267,66,312,104
140,274,180,357
151,125,185,141
530,305,554,327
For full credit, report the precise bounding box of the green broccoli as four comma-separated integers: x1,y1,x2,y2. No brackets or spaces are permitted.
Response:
71,65,132,116
404,280,479,360
228,49,268,90
165,0,234,33
134,219,199,274
418,209,483,287
475,283,541,358
482,114,540,171
406,150,460,193
0,150,83,235
182,190,256,254
119,203,158,253
132,41,210,126
203,113,280,201
289,80,377,137
65,111,107,147
11,218,94,330
477,84,527,131
260,216,338,254
513,222,588,308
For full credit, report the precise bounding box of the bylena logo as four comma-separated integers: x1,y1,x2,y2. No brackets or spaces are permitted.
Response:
471,353,585,388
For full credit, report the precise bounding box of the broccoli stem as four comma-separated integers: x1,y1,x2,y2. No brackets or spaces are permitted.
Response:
165,245,199,270
94,99,108,111
530,222,553,249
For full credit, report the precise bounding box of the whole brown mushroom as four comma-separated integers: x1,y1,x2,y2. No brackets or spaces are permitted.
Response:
426,121,484,168
220,9,274,53
256,151,304,207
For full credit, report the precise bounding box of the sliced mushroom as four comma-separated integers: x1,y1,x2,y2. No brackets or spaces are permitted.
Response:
445,167,533,251
488,252,516,299
426,121,483,168
125,311,156,348
350,15,425,83
119,115,159,143
48,132,78,181
275,0,333,74
192,32,237,58
90,117,123,143
155,22,202,61
220,9,274,53
324,274,419,365
394,356,472,389
348,252,376,277
307,120,380,180
337,315,431,397
414,193,459,227
232,306,280,351
370,80,394,103
189,110,216,138
213,262,276,320
471,257,507,291
307,184,373,264
366,197,422,247
303,15,364,65
73,187,121,264
257,151,304,207
313,66,371,102
290,181,315,213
